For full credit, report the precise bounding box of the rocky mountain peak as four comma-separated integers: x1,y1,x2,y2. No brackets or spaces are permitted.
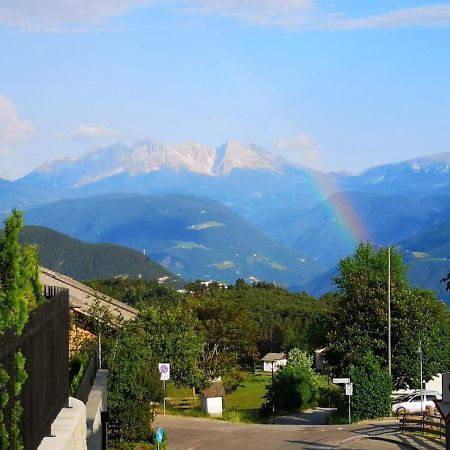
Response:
28,139,284,187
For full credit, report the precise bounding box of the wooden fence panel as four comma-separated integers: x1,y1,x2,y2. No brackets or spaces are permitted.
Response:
0,289,70,450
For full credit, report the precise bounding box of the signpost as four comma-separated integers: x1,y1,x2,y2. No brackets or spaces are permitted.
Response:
434,373,450,450
332,378,352,423
155,427,164,450
159,363,170,414
345,383,353,424
159,363,171,381
332,378,350,384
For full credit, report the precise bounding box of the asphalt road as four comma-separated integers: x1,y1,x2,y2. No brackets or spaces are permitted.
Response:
154,415,410,450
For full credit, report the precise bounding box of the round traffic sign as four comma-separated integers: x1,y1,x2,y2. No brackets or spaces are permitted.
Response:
156,427,164,443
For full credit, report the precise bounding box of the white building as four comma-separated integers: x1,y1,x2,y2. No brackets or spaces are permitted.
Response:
200,381,226,417
261,353,288,373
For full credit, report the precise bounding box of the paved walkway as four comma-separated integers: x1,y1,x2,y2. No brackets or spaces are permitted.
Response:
155,415,446,450
273,410,447,449
274,408,336,425
351,420,445,450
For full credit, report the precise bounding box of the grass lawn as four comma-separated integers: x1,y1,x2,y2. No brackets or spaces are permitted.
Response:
225,373,271,409
165,382,194,398
163,373,271,410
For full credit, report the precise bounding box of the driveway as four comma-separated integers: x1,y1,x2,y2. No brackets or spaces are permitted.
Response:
273,408,336,425
154,415,410,450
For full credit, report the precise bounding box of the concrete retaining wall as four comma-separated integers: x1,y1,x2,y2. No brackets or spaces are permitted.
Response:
38,397,87,450
86,369,108,450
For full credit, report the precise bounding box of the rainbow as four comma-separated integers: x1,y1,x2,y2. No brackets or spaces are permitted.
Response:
305,168,370,249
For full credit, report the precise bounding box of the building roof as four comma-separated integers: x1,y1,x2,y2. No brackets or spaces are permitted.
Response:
261,352,286,362
201,381,226,398
40,266,138,321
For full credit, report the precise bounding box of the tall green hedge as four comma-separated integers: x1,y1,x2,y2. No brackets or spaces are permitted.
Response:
347,352,392,421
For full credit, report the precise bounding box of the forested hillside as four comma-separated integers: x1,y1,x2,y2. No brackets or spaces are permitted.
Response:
18,225,182,286
87,277,333,357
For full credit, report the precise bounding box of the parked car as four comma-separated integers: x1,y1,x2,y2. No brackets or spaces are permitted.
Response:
391,391,441,415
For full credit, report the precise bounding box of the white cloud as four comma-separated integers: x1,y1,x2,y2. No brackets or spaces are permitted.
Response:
277,133,320,165
0,95,34,153
67,124,121,140
324,4,450,30
0,0,155,30
1,0,450,31
178,0,316,28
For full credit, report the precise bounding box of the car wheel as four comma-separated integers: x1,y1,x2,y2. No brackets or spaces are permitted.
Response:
396,407,407,415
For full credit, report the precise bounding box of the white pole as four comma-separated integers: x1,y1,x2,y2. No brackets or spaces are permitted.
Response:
98,331,102,369
419,340,423,412
348,395,351,424
388,246,391,376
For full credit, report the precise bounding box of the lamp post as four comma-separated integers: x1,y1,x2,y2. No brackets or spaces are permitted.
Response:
388,246,391,376
271,360,275,424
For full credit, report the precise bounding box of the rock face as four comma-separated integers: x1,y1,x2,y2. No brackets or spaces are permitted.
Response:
28,139,285,188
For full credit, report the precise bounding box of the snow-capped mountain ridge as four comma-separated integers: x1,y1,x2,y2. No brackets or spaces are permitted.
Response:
31,139,285,187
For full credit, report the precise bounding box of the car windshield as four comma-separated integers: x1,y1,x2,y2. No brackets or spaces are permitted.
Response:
393,394,414,403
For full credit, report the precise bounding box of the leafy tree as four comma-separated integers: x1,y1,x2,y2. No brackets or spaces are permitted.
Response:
346,352,392,421
106,320,163,443
86,277,182,307
326,243,450,389
187,294,258,388
265,348,319,412
0,210,28,335
0,210,44,335
137,304,206,389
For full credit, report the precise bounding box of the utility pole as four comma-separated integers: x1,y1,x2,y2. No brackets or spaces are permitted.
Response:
388,246,391,376
418,340,423,412
272,361,275,424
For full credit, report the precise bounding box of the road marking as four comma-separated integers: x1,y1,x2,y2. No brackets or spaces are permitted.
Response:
335,434,369,447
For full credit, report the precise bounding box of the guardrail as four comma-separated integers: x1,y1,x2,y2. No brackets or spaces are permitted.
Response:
400,412,445,439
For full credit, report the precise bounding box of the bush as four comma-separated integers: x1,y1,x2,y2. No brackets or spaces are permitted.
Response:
347,352,392,422
106,321,164,443
264,348,319,413
318,384,343,408
69,352,92,396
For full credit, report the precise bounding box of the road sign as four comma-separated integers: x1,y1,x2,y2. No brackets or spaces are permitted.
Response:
433,373,450,425
159,363,170,381
345,383,353,396
156,427,164,443
332,377,350,384
435,400,450,423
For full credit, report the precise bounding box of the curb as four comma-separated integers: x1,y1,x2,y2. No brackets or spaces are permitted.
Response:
356,417,398,425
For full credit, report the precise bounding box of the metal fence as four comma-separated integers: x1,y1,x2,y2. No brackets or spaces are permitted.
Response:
0,288,70,450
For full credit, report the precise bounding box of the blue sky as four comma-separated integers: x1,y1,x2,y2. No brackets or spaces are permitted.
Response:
1,0,450,179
